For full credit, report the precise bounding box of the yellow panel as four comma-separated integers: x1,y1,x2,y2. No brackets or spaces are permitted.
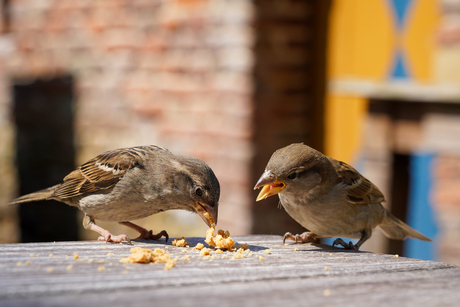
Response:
403,0,440,81
328,0,394,80
324,94,368,164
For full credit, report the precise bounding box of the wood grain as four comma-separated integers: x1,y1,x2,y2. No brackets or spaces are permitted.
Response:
1,235,459,306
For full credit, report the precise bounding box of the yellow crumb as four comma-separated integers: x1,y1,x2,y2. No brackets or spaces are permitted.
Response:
104,246,108,249
73,252,79,260
329,253,333,256
122,270,129,274
88,259,94,263
181,249,190,253
323,289,332,297
259,256,265,261
97,266,106,272
202,210,215,226
172,237,189,247
324,266,330,270
46,268,54,273
231,254,245,260
237,243,249,250
54,256,59,259
264,249,271,254
29,254,34,257
215,249,223,254
120,247,176,270
181,255,191,261
221,255,228,259
65,256,70,260
194,243,204,250
107,253,114,257
284,243,289,246
48,254,53,257
98,260,105,264
294,248,299,251
200,248,212,256
84,256,89,260
205,227,235,250
66,264,73,271
16,262,22,267
25,261,32,265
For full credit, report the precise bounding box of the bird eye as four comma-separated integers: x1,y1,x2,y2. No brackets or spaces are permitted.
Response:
287,173,297,180
195,187,203,197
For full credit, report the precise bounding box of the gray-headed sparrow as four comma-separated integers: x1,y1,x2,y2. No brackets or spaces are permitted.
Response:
10,145,220,243
254,143,431,250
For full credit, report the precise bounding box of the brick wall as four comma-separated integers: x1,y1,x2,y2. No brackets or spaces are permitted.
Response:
0,0,328,242
0,0,256,241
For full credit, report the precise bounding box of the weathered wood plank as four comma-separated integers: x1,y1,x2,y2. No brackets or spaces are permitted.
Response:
1,235,459,306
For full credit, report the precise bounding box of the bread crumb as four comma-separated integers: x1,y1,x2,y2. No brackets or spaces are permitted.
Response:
324,266,330,270
394,254,399,258
181,249,190,253
237,243,249,250
107,253,114,257
48,253,53,257
284,243,289,246
29,254,34,257
97,260,105,264
215,249,223,254
122,270,129,274
172,237,189,247
25,261,32,265
16,262,22,267
88,259,94,263
259,256,265,261
323,289,332,297
181,255,191,261
205,227,235,250
264,249,271,254
294,248,299,251
98,266,105,272
194,243,204,250
73,252,79,260
329,253,333,256
231,254,245,260
202,210,215,226
222,255,228,259
104,246,108,249
46,268,54,273
66,264,73,271
120,247,176,270
200,248,212,256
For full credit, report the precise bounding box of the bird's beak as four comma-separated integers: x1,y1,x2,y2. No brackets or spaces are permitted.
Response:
254,170,285,201
195,202,218,227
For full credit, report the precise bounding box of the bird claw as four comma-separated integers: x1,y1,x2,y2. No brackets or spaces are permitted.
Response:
283,232,320,244
332,238,357,250
136,229,169,242
98,233,132,244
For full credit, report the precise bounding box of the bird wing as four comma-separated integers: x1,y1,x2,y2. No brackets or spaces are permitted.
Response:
329,158,385,205
52,147,153,199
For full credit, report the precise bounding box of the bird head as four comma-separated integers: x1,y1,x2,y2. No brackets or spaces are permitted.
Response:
178,156,220,227
254,143,329,201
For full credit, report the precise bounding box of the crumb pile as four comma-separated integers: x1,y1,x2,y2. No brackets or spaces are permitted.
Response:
205,226,235,250
172,237,189,247
120,247,176,270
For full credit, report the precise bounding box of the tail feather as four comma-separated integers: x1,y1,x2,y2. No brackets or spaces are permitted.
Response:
379,211,432,242
9,185,60,205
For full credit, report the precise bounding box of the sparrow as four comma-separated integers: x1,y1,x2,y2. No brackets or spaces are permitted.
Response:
9,145,220,244
254,143,431,250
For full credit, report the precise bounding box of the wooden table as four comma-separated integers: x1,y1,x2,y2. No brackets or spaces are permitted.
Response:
1,235,460,306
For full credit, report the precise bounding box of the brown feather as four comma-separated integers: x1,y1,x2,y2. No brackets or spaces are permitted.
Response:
52,147,146,199
329,158,385,205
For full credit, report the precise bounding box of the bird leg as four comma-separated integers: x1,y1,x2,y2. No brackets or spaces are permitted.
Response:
119,221,169,242
83,215,131,244
332,231,369,250
283,231,320,244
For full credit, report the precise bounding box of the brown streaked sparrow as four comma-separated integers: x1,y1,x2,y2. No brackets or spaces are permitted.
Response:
254,143,431,250
10,145,220,243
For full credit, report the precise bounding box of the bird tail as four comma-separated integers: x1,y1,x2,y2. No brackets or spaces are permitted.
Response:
9,185,60,205
378,211,432,242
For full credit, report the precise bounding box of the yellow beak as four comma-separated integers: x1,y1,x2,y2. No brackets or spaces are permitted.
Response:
254,170,285,201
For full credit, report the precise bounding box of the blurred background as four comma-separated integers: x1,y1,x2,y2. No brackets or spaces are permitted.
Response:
0,0,459,265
